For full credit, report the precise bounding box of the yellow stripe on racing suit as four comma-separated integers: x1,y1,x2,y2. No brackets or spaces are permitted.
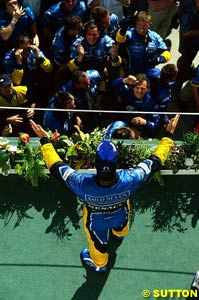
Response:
41,142,62,170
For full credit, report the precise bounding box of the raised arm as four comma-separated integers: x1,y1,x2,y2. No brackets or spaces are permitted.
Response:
152,114,180,164
30,120,62,170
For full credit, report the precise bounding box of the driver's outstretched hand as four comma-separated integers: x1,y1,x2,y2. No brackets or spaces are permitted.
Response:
30,120,47,138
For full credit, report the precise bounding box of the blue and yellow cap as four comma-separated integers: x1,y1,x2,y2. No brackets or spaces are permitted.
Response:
95,140,118,174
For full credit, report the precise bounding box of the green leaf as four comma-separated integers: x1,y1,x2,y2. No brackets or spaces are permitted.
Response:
15,164,23,176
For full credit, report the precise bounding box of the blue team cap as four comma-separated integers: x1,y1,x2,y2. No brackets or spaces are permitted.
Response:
95,140,118,174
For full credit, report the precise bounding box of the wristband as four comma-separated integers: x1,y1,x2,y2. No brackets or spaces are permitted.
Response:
165,131,173,138
40,137,50,145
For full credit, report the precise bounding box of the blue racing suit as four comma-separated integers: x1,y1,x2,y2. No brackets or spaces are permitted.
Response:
116,28,171,78
98,13,119,39
51,26,78,66
43,98,76,136
40,135,173,267
68,34,114,74
39,1,86,32
60,69,101,109
112,77,162,137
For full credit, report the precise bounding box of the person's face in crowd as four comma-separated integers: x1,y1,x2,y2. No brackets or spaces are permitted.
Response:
5,0,19,14
100,14,110,28
62,0,76,12
76,74,90,90
133,80,148,99
172,66,178,81
196,0,199,9
0,83,14,99
67,23,83,38
66,96,76,109
85,27,100,45
136,20,151,36
19,42,32,59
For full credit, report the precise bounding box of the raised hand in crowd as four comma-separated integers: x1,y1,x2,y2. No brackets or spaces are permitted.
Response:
6,114,23,125
2,124,12,137
26,108,35,119
12,5,25,24
76,43,85,63
166,114,180,134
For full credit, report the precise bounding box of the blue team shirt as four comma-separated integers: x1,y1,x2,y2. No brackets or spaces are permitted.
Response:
39,1,86,30
122,28,167,76
69,34,114,73
98,13,119,39
51,26,78,65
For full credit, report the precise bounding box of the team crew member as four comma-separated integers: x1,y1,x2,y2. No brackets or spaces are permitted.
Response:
30,115,179,272
116,11,171,78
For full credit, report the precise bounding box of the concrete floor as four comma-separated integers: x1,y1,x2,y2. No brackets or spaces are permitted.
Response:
0,174,199,300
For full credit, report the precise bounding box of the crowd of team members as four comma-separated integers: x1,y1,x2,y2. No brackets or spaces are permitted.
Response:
0,0,198,139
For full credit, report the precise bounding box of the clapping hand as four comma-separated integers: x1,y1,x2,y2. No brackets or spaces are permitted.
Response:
12,6,25,22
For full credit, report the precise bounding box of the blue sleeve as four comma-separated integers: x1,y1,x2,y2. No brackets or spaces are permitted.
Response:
156,89,171,111
149,30,167,50
3,51,15,75
69,37,83,58
43,110,51,130
51,28,64,64
50,163,85,198
76,1,87,19
111,78,128,96
24,6,35,23
145,113,161,132
60,81,72,93
128,156,162,190
39,3,58,27
103,35,114,53
111,13,119,26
